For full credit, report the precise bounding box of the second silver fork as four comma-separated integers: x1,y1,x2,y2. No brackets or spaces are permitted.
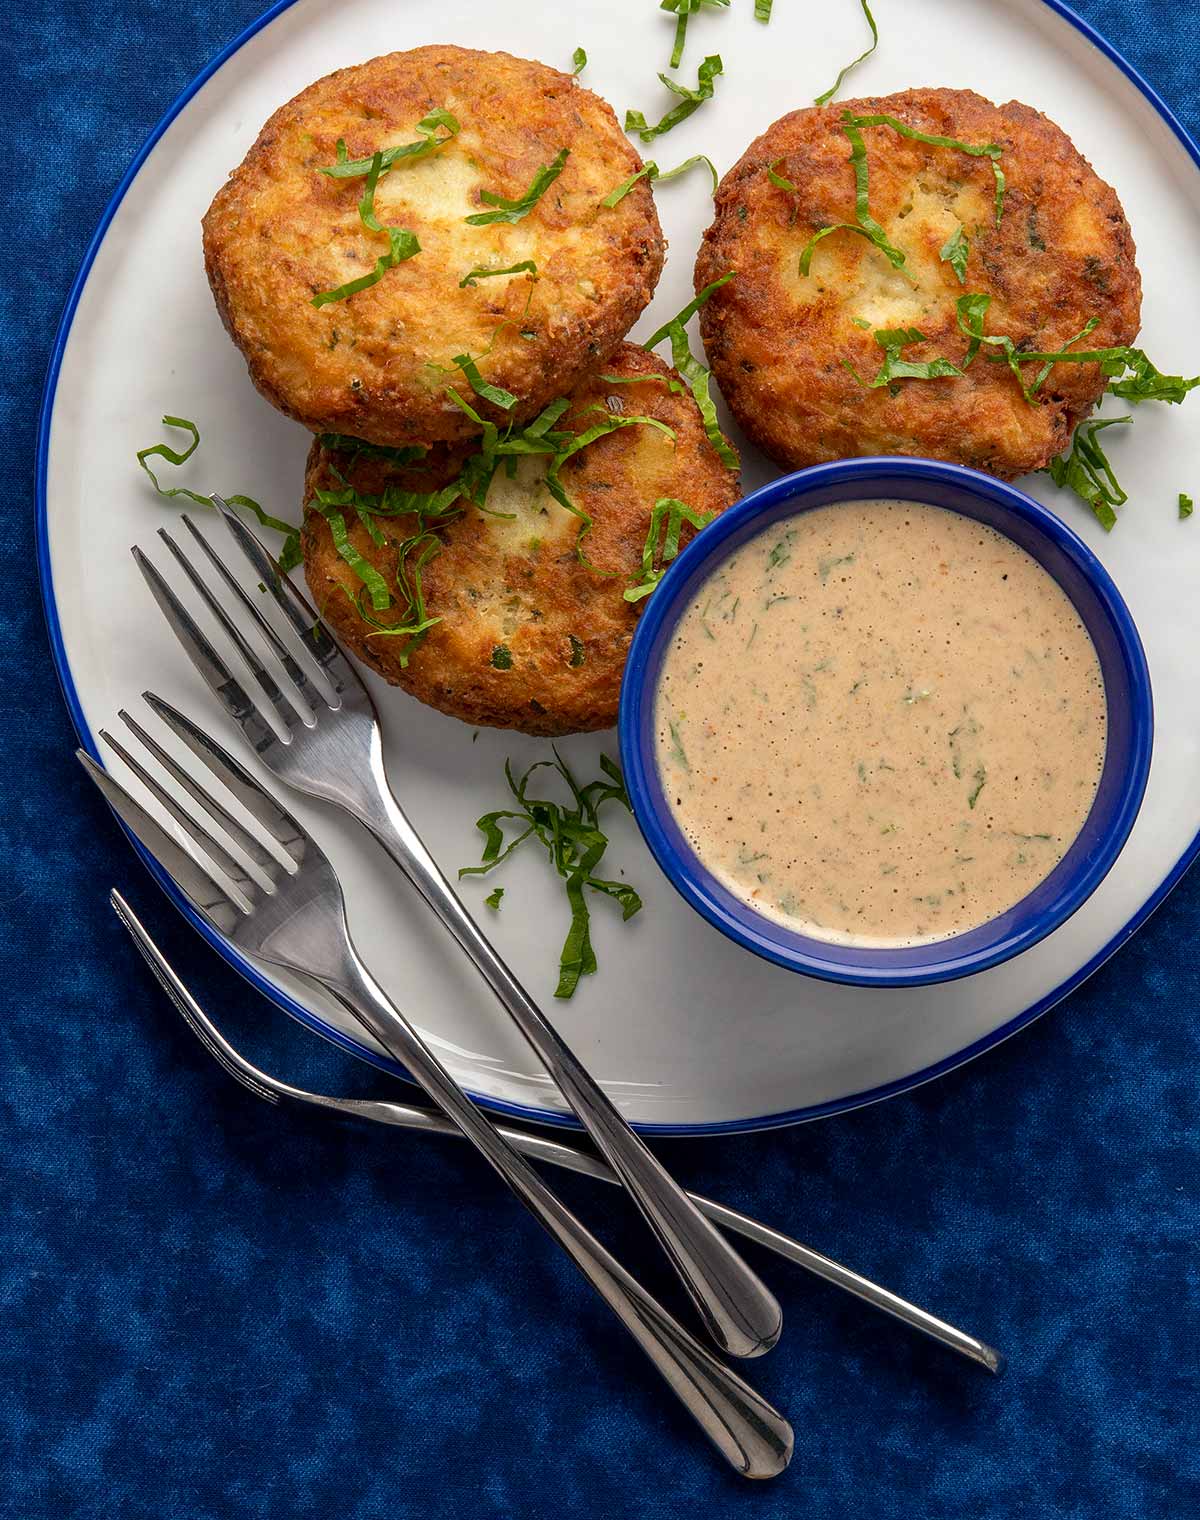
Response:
134,495,782,1361
79,707,792,1478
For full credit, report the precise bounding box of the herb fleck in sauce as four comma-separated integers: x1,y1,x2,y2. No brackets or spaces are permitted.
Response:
655,500,1107,946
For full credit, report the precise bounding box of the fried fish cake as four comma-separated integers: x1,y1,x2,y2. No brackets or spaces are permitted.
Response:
203,46,664,449
694,89,1141,479
301,344,739,735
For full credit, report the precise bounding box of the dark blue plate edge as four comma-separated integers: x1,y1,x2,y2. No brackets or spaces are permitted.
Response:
34,0,1200,1136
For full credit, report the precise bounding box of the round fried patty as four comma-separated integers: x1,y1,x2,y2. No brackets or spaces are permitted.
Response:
694,89,1141,478
301,343,739,734
203,46,664,448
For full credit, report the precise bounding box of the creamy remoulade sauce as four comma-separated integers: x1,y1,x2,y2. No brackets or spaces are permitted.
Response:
655,500,1107,946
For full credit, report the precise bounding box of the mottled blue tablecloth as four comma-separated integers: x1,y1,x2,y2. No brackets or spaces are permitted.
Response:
4,2,1199,1515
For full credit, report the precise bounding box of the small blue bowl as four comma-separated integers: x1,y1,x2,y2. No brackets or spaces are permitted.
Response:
619,458,1153,988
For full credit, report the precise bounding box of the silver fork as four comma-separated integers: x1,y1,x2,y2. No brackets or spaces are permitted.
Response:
133,495,782,1362
110,887,1004,1377
77,708,792,1479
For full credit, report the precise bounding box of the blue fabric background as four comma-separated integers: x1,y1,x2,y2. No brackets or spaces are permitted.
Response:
4,2,1199,1514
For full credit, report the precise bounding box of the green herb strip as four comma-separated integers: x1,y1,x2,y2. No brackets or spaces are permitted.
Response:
1044,416,1131,531
939,224,969,284
137,415,301,570
845,111,1006,224
312,497,393,610
601,153,718,207
318,109,459,179
466,148,570,226
625,497,716,602
755,0,773,20
485,886,505,910
643,273,739,469
660,0,730,71
572,46,587,75
625,54,723,143
813,0,878,107
452,351,518,412
458,260,538,287
459,752,641,999
313,149,420,307
1181,493,1194,520
793,119,910,278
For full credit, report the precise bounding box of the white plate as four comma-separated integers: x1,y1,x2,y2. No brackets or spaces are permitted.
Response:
38,0,1200,1132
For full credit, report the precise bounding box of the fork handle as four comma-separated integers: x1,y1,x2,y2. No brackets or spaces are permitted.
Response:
316,939,792,1479
347,761,782,1361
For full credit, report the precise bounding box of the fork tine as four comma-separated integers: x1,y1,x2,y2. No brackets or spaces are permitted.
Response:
140,693,309,867
109,889,281,1107
78,750,242,932
99,727,260,911
158,525,302,736
133,546,278,757
180,515,323,714
211,495,361,700
117,706,281,876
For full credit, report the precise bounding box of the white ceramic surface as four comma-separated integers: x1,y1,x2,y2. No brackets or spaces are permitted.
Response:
40,0,1200,1130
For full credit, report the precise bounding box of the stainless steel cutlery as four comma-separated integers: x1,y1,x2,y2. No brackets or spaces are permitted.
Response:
109,886,1003,1380
133,497,782,1364
79,711,792,1478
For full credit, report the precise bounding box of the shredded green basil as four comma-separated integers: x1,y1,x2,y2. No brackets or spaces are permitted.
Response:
1044,416,1131,531
459,751,641,998
625,497,715,601
755,0,773,19
311,496,393,610
625,54,723,143
452,351,518,412
1180,493,1194,520
660,0,729,71
316,434,427,467
458,261,538,288
466,148,570,226
940,224,969,284
313,149,420,307
601,153,718,207
643,273,739,468
318,110,459,178
814,0,878,107
796,119,911,278
484,887,505,910
845,111,1006,225
571,46,587,75
846,326,965,388
136,415,301,570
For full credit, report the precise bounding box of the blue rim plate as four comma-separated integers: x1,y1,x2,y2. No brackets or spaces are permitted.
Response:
619,459,1153,989
35,0,1200,1133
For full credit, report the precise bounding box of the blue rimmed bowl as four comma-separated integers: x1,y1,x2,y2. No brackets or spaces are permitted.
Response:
619,458,1154,988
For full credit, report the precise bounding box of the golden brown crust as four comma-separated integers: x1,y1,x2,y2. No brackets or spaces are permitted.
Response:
301,343,739,734
694,89,1141,478
203,46,665,448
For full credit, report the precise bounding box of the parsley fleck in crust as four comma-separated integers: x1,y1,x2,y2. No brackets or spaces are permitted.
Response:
694,88,1142,479
301,344,739,735
203,46,664,448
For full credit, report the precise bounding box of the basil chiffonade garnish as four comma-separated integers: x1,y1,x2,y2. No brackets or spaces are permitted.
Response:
601,154,718,207
625,54,723,142
813,0,878,108
465,149,570,226
312,149,421,307
136,416,301,570
660,0,729,71
624,497,716,601
643,273,740,469
460,751,642,999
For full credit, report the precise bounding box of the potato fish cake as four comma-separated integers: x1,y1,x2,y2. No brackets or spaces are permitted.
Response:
301,343,739,735
694,89,1141,479
203,46,664,449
